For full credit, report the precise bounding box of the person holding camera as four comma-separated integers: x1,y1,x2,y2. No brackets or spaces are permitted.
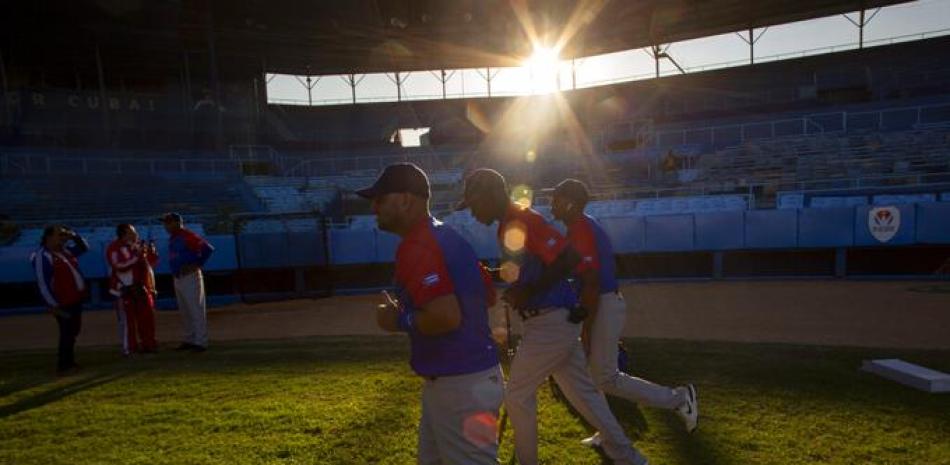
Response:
31,225,89,375
550,179,698,450
107,224,159,355
161,212,214,352
357,163,503,464
457,169,647,465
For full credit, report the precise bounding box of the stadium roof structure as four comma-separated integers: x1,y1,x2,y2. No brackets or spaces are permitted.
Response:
3,0,913,76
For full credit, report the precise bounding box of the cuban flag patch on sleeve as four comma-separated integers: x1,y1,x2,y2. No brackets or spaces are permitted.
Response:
422,273,441,287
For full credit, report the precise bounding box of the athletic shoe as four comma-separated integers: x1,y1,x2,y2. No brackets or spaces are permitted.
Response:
580,432,602,448
676,384,698,433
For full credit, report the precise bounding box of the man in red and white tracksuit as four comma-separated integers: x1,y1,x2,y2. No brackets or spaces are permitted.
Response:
107,224,159,355
32,225,89,375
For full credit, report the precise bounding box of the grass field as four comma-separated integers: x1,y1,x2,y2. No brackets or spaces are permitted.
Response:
1,336,948,465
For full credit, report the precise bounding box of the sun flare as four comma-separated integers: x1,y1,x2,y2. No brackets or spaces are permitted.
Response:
523,46,561,94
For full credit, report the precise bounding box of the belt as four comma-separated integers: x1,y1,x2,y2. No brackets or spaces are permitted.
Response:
518,307,560,321
424,365,500,382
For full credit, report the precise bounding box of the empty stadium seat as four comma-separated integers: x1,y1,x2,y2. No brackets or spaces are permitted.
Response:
810,196,868,208
873,193,937,205
777,193,805,209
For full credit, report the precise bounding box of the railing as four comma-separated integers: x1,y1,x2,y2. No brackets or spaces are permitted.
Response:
586,171,950,209
613,102,950,151
10,213,223,230
0,152,244,176
282,149,466,178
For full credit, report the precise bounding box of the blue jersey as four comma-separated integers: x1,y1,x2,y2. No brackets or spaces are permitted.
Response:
497,206,577,311
394,217,498,377
167,228,214,276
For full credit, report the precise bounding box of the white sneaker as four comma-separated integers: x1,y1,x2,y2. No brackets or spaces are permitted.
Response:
676,384,698,433
580,432,602,448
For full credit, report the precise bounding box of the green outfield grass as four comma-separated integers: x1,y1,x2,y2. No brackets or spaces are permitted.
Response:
1,337,948,465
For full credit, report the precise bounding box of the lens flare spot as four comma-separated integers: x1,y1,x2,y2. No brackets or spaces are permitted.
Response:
511,185,533,209
500,260,521,284
463,411,499,448
502,223,527,253
491,326,508,346
525,150,536,163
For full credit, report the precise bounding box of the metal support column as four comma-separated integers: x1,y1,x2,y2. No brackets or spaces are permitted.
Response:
834,248,847,278
206,6,224,150
341,74,365,104
428,69,456,100
652,45,661,78
95,45,110,142
294,73,320,106
0,46,10,128
736,27,767,65
440,69,447,99
476,67,499,97
183,51,194,134
571,58,577,90
386,71,409,101
843,8,881,50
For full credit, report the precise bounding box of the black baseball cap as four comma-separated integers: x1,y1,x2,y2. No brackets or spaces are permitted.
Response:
160,212,183,223
356,163,430,200
456,168,508,211
552,179,590,205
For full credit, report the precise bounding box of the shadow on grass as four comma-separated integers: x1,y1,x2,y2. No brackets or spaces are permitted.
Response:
0,376,49,399
0,367,141,420
659,413,740,465
624,338,950,427
548,378,651,465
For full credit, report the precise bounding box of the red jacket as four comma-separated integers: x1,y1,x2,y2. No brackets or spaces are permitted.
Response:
106,240,158,297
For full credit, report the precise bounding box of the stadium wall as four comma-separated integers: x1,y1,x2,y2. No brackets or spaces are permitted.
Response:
2,202,949,309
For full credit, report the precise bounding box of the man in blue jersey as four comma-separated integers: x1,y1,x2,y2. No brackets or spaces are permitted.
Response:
550,179,698,449
162,212,214,352
458,168,648,465
357,163,503,465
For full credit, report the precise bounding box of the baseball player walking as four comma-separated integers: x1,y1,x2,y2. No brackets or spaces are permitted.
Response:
358,163,503,465
458,168,648,465
551,179,698,449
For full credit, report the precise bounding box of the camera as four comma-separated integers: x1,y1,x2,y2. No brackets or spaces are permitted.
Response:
567,305,587,324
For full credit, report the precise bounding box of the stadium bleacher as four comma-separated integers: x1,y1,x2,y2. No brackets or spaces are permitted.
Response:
0,173,257,222
2,28,950,302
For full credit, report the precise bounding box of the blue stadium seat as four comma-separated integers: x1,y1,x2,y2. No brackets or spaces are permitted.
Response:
872,193,936,205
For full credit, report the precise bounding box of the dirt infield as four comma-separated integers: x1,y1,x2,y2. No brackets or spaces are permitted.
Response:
1,280,948,351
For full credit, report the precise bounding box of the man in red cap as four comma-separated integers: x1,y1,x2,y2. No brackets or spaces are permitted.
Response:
358,163,503,464
458,168,648,465
551,178,698,449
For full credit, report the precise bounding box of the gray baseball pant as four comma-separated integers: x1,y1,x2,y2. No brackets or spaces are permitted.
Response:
173,270,208,348
418,364,504,465
505,308,647,465
589,292,686,410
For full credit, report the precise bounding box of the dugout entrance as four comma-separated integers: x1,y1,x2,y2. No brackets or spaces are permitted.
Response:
231,211,332,303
